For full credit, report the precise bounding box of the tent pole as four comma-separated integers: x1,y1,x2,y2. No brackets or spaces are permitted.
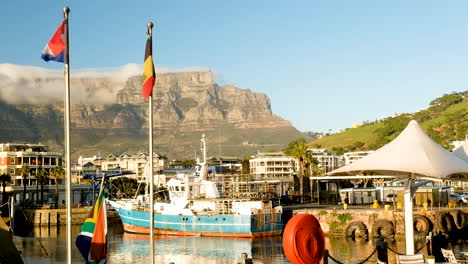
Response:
404,178,415,255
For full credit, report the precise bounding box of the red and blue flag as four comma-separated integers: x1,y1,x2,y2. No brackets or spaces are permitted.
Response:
41,21,66,63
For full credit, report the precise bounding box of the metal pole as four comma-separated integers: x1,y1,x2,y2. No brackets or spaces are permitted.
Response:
404,178,415,255
147,21,155,264
317,179,320,204
63,6,72,264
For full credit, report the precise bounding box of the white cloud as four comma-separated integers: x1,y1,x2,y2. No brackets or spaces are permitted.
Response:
0,63,211,104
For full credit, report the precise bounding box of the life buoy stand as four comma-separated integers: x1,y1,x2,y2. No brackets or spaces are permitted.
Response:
413,214,432,236
450,210,465,230
345,221,368,238
282,213,325,264
372,220,394,238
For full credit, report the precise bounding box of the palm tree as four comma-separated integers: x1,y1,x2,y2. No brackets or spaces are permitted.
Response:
283,138,310,204
50,166,65,207
0,173,11,204
36,169,49,205
308,157,324,202
19,164,31,205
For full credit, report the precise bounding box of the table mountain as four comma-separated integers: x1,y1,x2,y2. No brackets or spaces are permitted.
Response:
0,64,307,159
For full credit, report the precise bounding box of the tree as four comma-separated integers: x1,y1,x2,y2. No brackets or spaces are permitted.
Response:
50,166,65,207
36,169,49,204
19,165,31,205
110,177,141,198
241,157,251,175
283,138,310,204
0,173,11,204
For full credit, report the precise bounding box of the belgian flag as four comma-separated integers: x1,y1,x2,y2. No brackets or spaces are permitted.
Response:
142,34,155,99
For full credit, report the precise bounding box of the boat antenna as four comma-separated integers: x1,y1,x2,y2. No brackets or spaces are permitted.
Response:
218,126,221,162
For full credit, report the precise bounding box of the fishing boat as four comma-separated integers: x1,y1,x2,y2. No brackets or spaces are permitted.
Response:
108,135,283,238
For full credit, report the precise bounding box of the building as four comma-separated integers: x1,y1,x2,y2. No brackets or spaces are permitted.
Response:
0,143,63,187
206,156,242,173
451,138,467,151
249,152,295,195
77,155,103,167
343,151,374,166
100,153,167,183
309,149,340,173
74,155,103,181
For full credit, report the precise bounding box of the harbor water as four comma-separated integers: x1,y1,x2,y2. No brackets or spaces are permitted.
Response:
14,223,468,264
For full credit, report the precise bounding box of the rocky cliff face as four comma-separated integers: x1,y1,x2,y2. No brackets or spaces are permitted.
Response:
116,72,290,130
0,65,305,158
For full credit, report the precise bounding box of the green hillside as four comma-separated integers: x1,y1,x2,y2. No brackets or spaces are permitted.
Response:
311,91,468,155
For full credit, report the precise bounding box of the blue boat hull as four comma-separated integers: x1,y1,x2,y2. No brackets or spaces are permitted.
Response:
115,207,283,237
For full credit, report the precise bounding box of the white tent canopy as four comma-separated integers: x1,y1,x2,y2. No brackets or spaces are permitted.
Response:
327,120,468,255
453,140,468,164
328,120,468,180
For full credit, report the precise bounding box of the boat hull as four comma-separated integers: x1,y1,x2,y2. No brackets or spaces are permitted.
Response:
115,207,283,238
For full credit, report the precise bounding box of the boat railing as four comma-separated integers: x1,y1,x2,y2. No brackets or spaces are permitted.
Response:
224,191,278,200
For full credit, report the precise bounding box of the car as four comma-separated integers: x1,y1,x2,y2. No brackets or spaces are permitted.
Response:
385,194,397,204
456,192,468,204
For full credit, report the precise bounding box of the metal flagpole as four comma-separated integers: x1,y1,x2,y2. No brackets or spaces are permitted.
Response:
63,7,73,264
147,22,155,264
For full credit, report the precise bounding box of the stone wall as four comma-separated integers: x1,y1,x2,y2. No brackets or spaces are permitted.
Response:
293,208,468,238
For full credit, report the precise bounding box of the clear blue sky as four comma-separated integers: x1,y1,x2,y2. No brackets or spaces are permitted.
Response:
1,1,467,133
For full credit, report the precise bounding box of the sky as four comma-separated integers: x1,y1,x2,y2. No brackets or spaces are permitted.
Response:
1,1,468,133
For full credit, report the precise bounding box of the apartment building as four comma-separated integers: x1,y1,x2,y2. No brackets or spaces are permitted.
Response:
343,151,374,166
309,148,340,173
249,152,295,195
0,143,63,186
206,156,242,173
101,153,167,182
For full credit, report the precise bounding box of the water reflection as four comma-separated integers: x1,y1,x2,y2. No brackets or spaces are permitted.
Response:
13,225,468,264
112,234,286,264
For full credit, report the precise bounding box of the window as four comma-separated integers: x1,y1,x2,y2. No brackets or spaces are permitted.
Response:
10,158,15,164
10,168,15,174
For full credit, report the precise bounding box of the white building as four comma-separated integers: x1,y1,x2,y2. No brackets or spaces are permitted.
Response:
77,155,103,166
451,139,467,151
309,149,340,173
249,152,294,194
101,153,167,182
343,151,374,165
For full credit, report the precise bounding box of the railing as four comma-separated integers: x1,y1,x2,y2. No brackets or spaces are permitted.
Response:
322,238,426,264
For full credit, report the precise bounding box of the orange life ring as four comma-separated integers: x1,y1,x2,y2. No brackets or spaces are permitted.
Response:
282,213,325,264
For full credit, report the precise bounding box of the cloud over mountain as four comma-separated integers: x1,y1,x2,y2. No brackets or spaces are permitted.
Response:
0,63,210,104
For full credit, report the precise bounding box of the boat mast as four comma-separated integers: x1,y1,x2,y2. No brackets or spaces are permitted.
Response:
199,134,208,181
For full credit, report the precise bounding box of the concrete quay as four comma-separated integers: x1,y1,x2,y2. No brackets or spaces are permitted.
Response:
21,207,121,226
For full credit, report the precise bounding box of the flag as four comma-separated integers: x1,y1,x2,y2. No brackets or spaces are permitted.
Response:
75,190,107,264
41,20,67,63
142,35,155,99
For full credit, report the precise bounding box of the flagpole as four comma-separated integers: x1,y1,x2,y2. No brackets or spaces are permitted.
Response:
147,22,155,264
63,6,72,264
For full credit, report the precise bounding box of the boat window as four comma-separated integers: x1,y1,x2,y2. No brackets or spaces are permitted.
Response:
181,186,185,191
